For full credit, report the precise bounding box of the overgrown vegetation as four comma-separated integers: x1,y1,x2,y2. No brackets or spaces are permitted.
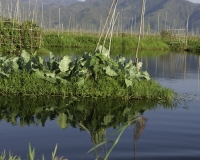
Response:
43,32,170,50
0,18,42,54
0,49,174,100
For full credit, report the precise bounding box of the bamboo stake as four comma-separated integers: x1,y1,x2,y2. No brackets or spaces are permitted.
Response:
28,0,30,19
135,0,145,66
142,0,146,37
102,0,118,54
185,15,189,48
157,13,160,33
68,13,72,34
134,14,137,33
95,0,116,52
58,7,60,37
131,17,133,36
109,12,119,53
165,11,168,30
41,2,43,28
99,13,102,36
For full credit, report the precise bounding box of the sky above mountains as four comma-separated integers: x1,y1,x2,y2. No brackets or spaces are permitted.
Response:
188,0,200,3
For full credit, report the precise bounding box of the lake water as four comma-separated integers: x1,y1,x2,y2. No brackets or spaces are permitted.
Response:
0,49,200,160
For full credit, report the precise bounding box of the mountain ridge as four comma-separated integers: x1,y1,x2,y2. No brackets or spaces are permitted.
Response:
0,0,199,32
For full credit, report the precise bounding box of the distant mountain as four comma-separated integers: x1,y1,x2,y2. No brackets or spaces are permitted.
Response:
1,0,200,32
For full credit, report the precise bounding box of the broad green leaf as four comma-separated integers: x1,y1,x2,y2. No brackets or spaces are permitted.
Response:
125,59,133,69
59,56,71,72
0,71,9,78
80,58,86,66
116,56,126,63
38,56,44,65
35,71,45,79
141,71,150,80
77,77,85,87
49,52,54,63
125,79,132,87
137,62,143,69
21,50,30,63
43,76,57,84
103,66,118,77
98,45,110,57
89,57,98,66
45,72,56,78
12,57,19,71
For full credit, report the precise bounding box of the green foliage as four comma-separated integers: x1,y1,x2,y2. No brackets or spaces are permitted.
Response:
0,18,42,54
0,49,175,100
187,36,200,52
0,49,150,86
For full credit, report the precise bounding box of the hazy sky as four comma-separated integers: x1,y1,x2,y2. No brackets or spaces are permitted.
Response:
188,0,200,3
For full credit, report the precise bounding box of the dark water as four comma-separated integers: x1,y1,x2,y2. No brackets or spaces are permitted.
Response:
0,49,200,160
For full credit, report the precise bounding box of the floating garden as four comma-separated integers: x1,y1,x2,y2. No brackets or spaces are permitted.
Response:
0,47,174,100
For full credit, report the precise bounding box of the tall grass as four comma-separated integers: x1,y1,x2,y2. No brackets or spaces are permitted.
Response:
42,32,170,50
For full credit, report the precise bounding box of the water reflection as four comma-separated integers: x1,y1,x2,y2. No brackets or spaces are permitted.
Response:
141,52,200,80
0,97,173,159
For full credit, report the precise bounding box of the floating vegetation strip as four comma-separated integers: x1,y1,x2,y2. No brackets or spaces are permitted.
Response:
0,49,174,100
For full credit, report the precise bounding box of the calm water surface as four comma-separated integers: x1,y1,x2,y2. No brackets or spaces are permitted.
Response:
0,49,200,160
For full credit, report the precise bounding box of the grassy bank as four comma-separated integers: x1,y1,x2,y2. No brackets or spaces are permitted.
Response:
42,32,170,50
0,71,174,100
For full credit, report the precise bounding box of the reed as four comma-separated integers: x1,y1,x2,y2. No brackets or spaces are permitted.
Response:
0,144,65,160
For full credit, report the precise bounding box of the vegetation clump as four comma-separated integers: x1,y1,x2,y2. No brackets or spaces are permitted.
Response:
0,48,174,100
0,18,42,54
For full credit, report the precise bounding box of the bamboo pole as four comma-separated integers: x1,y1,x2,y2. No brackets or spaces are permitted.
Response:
142,0,146,37
102,0,118,54
95,0,116,52
68,13,72,34
185,15,189,48
135,0,145,66
157,13,160,33
165,11,168,30
41,2,43,28
134,14,137,33
58,7,60,37
109,12,119,53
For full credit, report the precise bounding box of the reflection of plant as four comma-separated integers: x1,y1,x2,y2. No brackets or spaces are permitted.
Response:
88,119,137,160
0,97,176,159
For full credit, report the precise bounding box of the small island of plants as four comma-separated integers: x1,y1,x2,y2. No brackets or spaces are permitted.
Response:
0,47,174,100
